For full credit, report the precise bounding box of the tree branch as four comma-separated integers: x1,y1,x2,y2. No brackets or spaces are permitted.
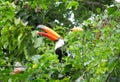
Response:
105,66,116,82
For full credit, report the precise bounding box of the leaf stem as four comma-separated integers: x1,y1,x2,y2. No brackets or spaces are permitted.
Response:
105,66,116,82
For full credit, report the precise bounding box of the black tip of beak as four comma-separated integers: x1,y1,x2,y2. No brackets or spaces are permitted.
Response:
37,25,45,29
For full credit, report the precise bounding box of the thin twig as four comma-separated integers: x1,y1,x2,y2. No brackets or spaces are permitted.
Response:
105,66,116,82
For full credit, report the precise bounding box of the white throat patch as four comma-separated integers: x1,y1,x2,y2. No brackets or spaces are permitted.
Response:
55,39,65,50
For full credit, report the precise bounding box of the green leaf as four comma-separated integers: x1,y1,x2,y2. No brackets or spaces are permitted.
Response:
17,33,23,49
31,31,43,48
67,1,79,10
38,0,48,10
107,6,118,15
24,47,29,60
14,18,21,26
108,57,118,72
96,8,101,13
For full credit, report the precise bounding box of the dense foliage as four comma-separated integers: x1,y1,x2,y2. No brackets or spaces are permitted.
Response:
0,0,120,82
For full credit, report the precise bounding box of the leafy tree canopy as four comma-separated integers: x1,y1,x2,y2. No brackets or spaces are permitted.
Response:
0,0,120,82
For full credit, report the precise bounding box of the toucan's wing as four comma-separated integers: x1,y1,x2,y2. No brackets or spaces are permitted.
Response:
37,25,61,39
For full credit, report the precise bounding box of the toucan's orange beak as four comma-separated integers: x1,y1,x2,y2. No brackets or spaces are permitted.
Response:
37,32,59,41
37,25,61,41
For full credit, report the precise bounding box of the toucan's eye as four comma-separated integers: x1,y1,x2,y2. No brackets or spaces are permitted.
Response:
32,27,36,30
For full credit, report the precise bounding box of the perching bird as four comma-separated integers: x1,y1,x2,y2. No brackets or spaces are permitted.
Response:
37,25,68,62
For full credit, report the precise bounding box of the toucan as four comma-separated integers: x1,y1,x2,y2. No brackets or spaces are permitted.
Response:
37,25,68,62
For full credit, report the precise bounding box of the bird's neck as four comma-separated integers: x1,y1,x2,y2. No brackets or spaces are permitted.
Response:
55,39,65,50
